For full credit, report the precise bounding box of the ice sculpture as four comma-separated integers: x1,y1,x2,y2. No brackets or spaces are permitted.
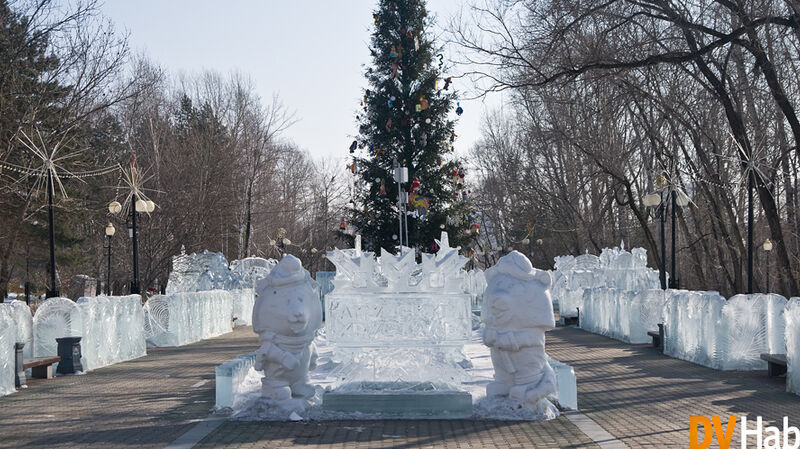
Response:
166,249,235,293
550,245,661,318
8,300,33,359
786,298,800,395
663,290,725,368
33,298,84,370
252,255,321,409
0,304,16,396
76,295,147,371
143,290,233,347
482,251,557,412
714,294,787,370
464,269,488,310
324,233,472,386
230,257,276,289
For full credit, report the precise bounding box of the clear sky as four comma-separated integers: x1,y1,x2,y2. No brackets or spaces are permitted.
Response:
99,0,497,161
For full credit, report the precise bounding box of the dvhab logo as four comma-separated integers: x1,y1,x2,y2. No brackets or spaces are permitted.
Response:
691,416,800,449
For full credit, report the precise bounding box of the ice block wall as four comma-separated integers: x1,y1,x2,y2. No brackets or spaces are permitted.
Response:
77,295,147,371
713,293,787,370
32,298,84,370
8,300,33,359
628,290,668,344
663,290,725,369
579,288,633,342
786,298,800,395
144,290,233,347
0,304,17,397
230,289,255,327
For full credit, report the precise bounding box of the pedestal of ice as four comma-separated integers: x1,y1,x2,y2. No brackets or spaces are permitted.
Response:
322,234,473,418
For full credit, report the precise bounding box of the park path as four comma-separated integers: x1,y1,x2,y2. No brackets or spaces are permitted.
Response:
0,326,258,449
1,324,798,448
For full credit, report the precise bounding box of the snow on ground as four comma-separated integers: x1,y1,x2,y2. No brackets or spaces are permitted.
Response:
229,329,559,421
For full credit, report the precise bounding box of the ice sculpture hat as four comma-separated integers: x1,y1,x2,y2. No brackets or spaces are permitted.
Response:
265,254,308,287
486,250,551,289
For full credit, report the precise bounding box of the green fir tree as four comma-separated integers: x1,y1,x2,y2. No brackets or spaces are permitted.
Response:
348,0,472,254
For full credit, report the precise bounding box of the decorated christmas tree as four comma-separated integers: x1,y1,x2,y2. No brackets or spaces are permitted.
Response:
347,0,472,253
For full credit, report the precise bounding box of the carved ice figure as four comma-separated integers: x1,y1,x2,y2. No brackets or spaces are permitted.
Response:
252,254,321,408
482,250,557,410
166,250,234,293
230,257,276,289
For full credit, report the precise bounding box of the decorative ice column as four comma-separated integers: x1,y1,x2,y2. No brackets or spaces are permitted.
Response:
482,250,558,414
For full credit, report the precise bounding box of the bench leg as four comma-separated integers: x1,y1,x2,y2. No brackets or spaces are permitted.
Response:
31,364,54,379
768,362,787,377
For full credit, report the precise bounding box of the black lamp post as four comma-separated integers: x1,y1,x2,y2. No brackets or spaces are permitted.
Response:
763,238,773,293
644,191,668,290
109,198,153,296
104,222,115,295
45,172,60,298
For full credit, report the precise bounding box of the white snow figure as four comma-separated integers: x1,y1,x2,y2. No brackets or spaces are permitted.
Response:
252,254,321,410
483,250,558,412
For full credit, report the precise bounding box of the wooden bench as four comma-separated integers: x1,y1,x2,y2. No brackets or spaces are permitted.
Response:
648,330,661,348
23,356,61,379
760,353,787,377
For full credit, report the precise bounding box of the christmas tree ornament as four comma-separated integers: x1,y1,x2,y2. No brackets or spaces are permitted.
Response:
410,176,421,193
425,118,431,124
414,36,419,50
390,46,398,58
437,54,444,68
378,179,387,198
388,98,394,107
415,104,421,112
470,223,481,234
340,218,346,230
349,140,357,153
386,119,393,131
434,79,439,90
373,13,380,25
419,95,429,110
443,77,452,90
409,192,429,217
456,102,463,116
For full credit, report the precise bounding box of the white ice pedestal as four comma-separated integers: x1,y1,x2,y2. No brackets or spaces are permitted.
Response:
549,357,578,410
322,383,473,419
215,352,256,409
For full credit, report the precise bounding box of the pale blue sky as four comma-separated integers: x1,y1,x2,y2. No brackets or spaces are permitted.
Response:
100,0,497,160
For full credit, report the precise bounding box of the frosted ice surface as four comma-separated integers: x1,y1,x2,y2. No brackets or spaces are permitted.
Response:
230,289,256,327
144,290,233,347
551,246,660,317
230,257,276,289
629,290,667,344
8,300,33,359
786,298,800,395
166,250,235,293
33,298,84,368
0,304,16,396
663,290,724,368
77,295,146,371
714,294,787,370
325,232,471,388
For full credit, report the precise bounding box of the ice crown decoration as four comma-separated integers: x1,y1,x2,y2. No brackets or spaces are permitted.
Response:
326,232,468,292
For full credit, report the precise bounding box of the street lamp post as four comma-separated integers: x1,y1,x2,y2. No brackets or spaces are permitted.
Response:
109,198,153,295
45,172,59,298
763,238,773,293
643,192,667,290
104,222,115,295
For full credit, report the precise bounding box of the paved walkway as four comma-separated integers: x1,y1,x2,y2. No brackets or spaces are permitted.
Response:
1,324,798,448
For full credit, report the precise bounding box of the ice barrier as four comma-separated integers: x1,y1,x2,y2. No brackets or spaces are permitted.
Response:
32,298,84,370
230,289,255,327
8,300,33,359
0,304,17,396
715,294,787,370
786,298,800,395
551,245,660,317
76,295,147,371
578,287,788,370
143,290,233,347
